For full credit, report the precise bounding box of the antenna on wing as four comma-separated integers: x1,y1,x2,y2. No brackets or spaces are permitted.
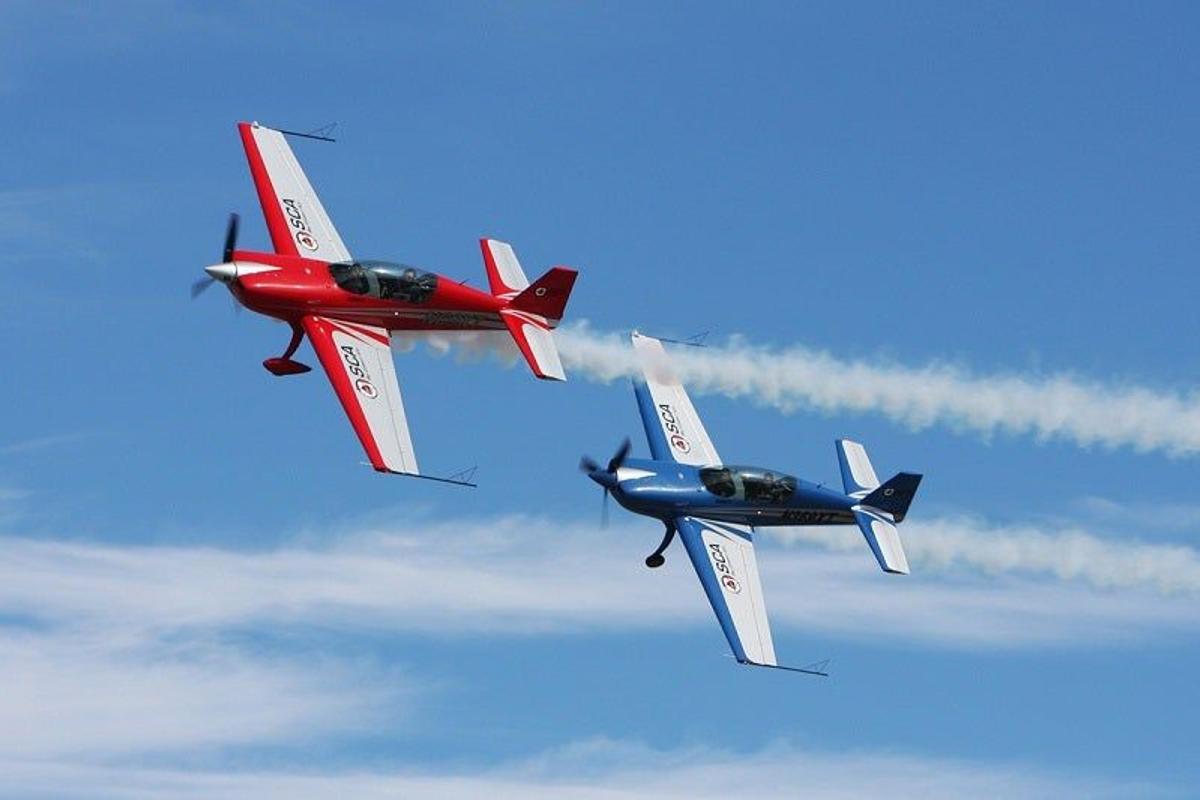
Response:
274,123,338,142
731,655,831,677
360,462,479,487
445,465,479,486
638,330,710,348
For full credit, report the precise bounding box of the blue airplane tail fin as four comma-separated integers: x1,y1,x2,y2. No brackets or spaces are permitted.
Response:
861,473,922,523
836,440,919,574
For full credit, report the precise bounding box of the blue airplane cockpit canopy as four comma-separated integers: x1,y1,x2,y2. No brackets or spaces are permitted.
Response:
698,465,798,503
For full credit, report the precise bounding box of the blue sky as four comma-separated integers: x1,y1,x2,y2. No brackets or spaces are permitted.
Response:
2,2,1199,796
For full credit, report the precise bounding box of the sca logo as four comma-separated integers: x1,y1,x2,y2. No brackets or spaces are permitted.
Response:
708,541,741,594
339,344,378,399
282,198,319,252
657,404,691,453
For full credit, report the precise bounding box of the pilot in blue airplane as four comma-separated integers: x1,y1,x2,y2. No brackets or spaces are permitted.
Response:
581,333,923,675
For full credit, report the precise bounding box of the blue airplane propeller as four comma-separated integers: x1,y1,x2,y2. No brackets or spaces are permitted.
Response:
579,437,630,528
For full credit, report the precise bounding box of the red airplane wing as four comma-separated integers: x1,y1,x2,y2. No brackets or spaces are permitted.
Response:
238,122,352,263
301,315,419,475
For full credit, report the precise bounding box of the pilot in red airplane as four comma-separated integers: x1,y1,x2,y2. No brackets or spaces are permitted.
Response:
194,122,578,484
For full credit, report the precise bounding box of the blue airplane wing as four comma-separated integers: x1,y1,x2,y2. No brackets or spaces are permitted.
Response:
674,516,777,666
633,379,673,461
631,333,721,465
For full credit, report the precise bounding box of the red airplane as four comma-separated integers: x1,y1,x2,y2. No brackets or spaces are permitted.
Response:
194,122,578,483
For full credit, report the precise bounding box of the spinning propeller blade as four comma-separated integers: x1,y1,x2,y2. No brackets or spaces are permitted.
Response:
193,213,241,300
581,438,632,529
607,438,631,473
222,212,240,262
190,276,215,298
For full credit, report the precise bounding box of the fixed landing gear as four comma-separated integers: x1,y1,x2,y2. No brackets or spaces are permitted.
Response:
644,521,676,569
263,323,312,376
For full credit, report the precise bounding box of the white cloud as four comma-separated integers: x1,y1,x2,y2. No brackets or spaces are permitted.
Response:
1074,496,1200,532
0,514,1190,791
0,515,1195,659
0,628,393,760
0,738,1169,800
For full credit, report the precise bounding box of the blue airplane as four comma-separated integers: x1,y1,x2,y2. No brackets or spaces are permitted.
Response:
581,333,922,674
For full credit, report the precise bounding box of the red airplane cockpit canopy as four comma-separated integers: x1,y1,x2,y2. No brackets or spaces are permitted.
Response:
329,260,438,303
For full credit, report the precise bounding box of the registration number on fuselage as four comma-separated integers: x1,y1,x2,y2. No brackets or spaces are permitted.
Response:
779,510,840,525
420,311,486,327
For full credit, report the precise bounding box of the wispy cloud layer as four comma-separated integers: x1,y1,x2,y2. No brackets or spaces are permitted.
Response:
0,738,1169,800
547,326,1200,457
0,430,100,455
0,513,1191,791
1,515,1195,658
0,628,391,760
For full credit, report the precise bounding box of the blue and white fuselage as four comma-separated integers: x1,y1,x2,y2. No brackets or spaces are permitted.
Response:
581,333,923,675
591,458,857,527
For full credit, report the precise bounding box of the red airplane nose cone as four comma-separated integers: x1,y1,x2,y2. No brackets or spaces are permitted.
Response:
204,263,237,282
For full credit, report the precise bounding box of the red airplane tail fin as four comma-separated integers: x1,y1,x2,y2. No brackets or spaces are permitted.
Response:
479,238,577,380
479,238,578,323
506,266,578,323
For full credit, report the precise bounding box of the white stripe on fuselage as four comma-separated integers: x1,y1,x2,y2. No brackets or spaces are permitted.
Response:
616,467,656,482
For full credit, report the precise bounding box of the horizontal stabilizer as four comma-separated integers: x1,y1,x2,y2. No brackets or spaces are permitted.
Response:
852,509,910,575
835,439,880,498
501,311,565,381
861,472,922,523
480,238,530,298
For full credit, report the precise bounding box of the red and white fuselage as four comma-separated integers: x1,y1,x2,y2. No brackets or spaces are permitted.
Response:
219,250,522,332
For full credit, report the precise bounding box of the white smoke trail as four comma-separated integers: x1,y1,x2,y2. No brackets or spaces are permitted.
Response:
552,325,1200,456
770,517,1200,594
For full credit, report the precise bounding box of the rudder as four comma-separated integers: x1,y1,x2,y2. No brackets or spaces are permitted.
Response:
507,266,577,322
861,473,922,523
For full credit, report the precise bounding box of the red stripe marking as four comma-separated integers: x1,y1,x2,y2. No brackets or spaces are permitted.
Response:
480,238,514,297
238,122,300,258
328,319,391,346
302,315,387,470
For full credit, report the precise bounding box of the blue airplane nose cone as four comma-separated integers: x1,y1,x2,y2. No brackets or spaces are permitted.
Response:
588,469,618,490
